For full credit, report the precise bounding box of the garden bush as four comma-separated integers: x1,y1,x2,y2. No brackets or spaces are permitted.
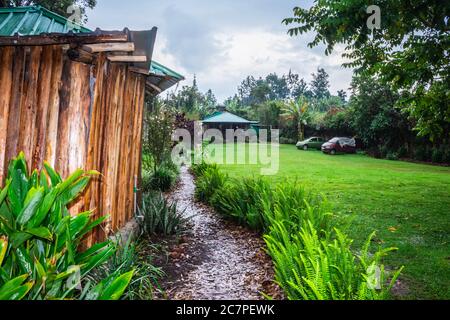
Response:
0,153,133,300
194,165,228,204
137,192,187,236
279,137,297,145
145,165,178,192
386,152,399,161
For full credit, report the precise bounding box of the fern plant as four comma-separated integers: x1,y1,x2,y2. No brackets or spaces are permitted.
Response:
265,220,403,300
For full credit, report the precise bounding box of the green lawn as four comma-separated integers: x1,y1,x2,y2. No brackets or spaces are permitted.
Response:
215,144,450,299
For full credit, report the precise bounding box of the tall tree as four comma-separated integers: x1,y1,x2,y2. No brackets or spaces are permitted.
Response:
283,1,450,140
0,1,96,22
310,68,330,100
337,90,347,103
265,73,290,100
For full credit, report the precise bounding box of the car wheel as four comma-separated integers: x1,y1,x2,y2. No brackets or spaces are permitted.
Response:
330,149,336,155
303,145,308,151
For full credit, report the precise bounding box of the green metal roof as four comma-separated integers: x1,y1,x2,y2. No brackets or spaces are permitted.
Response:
202,112,255,124
150,60,184,80
0,6,90,36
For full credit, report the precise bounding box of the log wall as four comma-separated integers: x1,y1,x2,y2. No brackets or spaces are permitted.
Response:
0,45,146,243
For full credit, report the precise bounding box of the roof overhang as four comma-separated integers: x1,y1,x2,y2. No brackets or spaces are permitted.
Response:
0,6,184,95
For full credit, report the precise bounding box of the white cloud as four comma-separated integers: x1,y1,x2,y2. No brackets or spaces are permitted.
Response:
87,0,354,102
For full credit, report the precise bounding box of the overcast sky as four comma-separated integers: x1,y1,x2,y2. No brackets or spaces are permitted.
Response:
86,0,353,102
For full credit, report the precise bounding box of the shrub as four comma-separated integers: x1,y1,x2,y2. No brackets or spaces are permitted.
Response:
0,153,133,300
137,192,187,236
147,166,178,192
191,162,219,178
386,152,399,161
194,166,227,204
280,137,297,145
211,178,271,230
413,145,430,161
431,148,444,163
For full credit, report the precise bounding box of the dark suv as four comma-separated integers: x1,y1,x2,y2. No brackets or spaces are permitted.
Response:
321,137,357,155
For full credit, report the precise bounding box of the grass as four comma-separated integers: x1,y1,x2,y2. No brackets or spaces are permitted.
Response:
214,144,450,300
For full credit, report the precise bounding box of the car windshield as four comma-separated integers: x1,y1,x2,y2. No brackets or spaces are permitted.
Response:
329,138,340,143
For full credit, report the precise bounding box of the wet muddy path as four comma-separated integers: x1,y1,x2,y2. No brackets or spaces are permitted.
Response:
155,166,281,300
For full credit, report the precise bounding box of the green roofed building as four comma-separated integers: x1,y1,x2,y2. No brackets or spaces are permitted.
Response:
202,106,260,138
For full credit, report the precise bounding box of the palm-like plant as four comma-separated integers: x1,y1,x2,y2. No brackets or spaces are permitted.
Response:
281,96,310,141
0,153,134,300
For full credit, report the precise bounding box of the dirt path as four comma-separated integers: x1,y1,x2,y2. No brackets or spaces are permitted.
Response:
157,166,281,300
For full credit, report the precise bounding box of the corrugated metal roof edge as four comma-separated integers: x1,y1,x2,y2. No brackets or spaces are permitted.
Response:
151,60,185,80
0,5,91,33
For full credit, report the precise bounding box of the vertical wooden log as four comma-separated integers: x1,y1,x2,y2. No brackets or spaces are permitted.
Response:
84,54,107,245
55,58,73,179
110,65,126,231
116,68,134,227
124,74,138,221
132,75,146,213
18,46,42,171
45,46,64,168
100,62,118,237
4,47,26,173
32,46,54,170
0,47,14,186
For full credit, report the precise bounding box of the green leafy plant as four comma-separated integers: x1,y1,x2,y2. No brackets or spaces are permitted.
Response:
89,236,163,300
194,165,228,204
265,221,403,300
0,153,134,300
137,192,187,236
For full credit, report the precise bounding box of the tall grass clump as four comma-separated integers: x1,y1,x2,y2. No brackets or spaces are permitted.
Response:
137,192,187,236
194,165,228,204
192,163,403,300
0,153,134,300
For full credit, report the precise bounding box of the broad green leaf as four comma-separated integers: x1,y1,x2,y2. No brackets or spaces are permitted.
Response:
68,212,91,239
39,171,49,191
0,179,10,206
15,247,33,275
28,188,59,228
29,170,39,189
99,270,134,300
0,236,7,266
0,203,14,230
34,258,46,281
56,169,84,196
10,232,32,248
16,187,45,226
0,274,32,300
26,227,53,241
7,167,28,216
78,215,108,239
75,241,110,263
60,177,90,206
43,162,62,186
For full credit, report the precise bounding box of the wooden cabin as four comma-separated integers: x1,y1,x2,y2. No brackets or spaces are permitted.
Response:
0,6,184,243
